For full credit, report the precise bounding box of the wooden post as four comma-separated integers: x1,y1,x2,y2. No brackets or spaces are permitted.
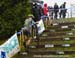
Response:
19,31,22,50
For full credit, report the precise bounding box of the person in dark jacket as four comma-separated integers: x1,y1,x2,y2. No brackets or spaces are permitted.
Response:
54,3,59,19
59,4,63,18
31,2,42,41
48,6,53,19
32,2,41,22
62,2,67,18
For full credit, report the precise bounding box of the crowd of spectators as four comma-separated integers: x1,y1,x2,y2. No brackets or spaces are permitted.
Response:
31,1,67,20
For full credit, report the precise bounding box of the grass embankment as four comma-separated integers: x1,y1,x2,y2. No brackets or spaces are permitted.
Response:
0,18,75,58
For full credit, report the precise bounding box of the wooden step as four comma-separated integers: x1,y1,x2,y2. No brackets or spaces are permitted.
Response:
52,22,75,26
29,50,75,55
44,28,75,32
34,37,75,41
40,35,75,39
29,44,75,48
43,30,74,32
41,32,75,37
47,25,75,29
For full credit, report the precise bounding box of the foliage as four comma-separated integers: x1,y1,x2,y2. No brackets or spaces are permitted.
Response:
0,0,31,37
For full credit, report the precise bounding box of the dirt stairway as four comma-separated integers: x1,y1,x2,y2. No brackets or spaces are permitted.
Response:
26,22,75,58
25,22,75,55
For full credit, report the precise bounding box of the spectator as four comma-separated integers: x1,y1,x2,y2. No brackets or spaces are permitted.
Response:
62,2,67,18
48,6,53,19
39,1,44,8
47,6,53,25
59,4,63,18
42,3,48,26
38,2,44,17
43,3,48,16
54,3,59,19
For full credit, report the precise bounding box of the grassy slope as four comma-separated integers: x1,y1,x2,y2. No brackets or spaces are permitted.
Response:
0,18,75,58
14,18,75,58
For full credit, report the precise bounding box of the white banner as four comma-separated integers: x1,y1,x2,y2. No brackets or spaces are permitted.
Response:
37,19,45,35
0,33,20,58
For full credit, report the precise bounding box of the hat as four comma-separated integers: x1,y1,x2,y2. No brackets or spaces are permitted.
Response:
28,14,34,18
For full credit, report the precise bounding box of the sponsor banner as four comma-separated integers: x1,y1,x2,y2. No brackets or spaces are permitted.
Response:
37,19,45,34
0,33,20,58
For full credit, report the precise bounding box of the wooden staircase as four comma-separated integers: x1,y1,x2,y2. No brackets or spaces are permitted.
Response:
19,22,75,58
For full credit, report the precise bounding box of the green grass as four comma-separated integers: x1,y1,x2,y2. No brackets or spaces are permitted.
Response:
53,18,75,23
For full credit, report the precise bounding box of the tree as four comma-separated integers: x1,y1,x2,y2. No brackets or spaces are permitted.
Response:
0,0,31,38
